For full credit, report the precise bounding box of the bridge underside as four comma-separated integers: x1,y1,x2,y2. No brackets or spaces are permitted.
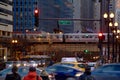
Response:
27,42,110,62
30,43,100,52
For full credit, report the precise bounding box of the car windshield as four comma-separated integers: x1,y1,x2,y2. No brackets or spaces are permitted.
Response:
61,63,74,67
78,64,86,68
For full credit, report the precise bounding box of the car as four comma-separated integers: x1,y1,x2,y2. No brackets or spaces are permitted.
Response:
91,63,120,80
0,66,42,80
44,64,83,80
5,61,22,68
87,62,97,71
21,61,29,67
5,61,13,68
29,61,38,67
13,61,22,67
55,62,87,72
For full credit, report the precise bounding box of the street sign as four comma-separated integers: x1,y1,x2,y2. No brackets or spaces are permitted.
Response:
59,20,71,25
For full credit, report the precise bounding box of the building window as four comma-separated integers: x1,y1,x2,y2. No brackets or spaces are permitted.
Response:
7,32,10,36
2,31,6,36
16,8,18,11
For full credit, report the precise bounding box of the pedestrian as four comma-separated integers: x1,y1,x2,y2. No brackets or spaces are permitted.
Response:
23,67,42,80
79,67,95,80
5,65,21,80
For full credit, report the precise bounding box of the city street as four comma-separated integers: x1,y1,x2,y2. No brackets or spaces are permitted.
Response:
0,0,120,80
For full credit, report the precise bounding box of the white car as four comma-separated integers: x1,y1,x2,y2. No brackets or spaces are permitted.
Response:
22,61,29,66
13,61,21,67
87,62,96,71
29,61,38,67
5,61,13,68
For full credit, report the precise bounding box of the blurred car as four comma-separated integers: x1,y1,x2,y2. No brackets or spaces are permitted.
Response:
13,61,21,67
55,62,87,72
87,62,96,71
29,61,38,67
35,60,46,67
5,61,13,68
44,64,83,80
0,66,42,80
21,61,29,67
91,63,120,80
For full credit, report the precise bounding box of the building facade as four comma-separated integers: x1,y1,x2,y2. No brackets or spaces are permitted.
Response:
115,0,120,29
13,0,74,33
13,0,36,33
73,0,97,33
0,0,13,61
72,0,81,33
80,0,95,33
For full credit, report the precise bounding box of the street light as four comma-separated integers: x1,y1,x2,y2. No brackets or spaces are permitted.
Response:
114,23,119,62
12,39,18,44
109,21,118,62
103,12,115,62
12,39,18,59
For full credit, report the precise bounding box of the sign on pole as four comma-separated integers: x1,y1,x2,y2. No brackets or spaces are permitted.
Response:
58,20,71,25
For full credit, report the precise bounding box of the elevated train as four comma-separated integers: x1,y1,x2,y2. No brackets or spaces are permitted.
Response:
13,32,111,42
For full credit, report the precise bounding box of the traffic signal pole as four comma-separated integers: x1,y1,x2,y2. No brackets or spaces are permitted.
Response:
34,8,39,27
98,33,105,63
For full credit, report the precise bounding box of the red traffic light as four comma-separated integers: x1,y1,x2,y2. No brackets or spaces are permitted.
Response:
98,33,105,41
98,33,103,37
34,8,39,27
34,9,39,14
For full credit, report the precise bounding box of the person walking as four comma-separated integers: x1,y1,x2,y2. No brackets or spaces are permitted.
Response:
23,67,42,80
5,66,21,80
79,67,95,80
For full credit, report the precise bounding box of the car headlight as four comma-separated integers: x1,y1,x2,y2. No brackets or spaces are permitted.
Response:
8,65,12,67
24,63,27,66
75,72,83,77
17,64,21,67
33,63,37,67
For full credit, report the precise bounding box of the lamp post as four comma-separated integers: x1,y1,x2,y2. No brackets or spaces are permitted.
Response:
109,22,114,63
103,12,114,62
109,22,118,62
12,39,18,59
115,29,119,62
117,30,120,62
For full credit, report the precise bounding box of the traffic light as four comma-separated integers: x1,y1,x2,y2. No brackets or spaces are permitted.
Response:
34,8,39,27
84,49,89,54
84,49,88,53
98,33,105,42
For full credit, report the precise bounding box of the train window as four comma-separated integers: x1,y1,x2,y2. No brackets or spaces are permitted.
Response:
82,35,85,38
89,36,92,38
82,35,88,38
65,35,68,38
69,36,73,38
75,36,79,38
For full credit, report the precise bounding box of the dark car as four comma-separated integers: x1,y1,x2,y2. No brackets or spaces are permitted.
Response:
91,63,120,80
44,64,83,80
0,66,42,80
